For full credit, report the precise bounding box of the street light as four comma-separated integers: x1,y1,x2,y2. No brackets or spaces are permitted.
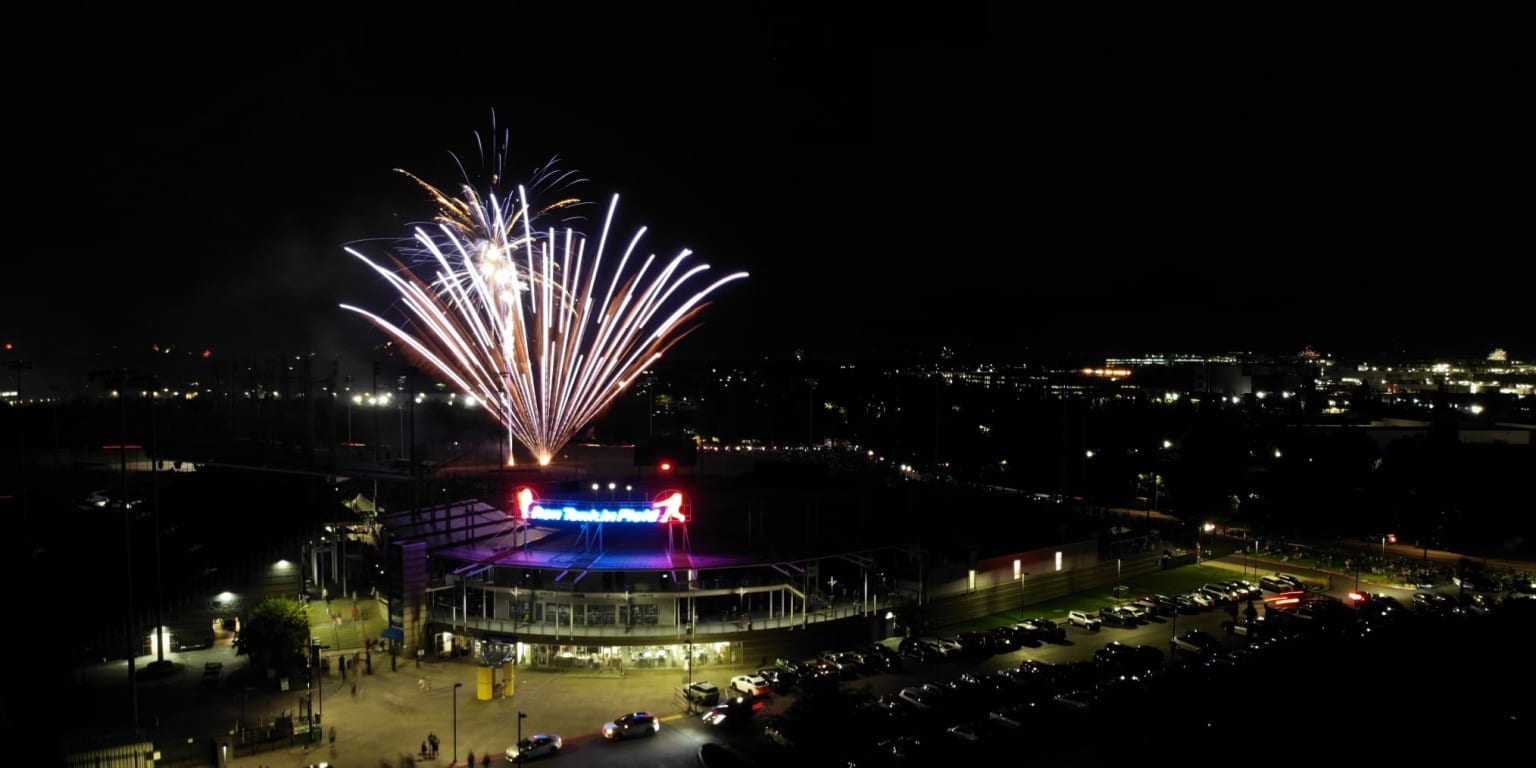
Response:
515,711,528,764
1084,450,1095,502
310,640,329,720
452,682,463,764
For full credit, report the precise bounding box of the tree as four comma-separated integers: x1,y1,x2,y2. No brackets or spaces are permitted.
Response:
233,596,310,672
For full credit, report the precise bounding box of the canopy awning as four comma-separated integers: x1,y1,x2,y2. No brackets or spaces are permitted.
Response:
381,626,404,640
343,493,380,514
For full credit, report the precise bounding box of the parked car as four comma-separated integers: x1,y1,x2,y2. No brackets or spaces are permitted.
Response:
946,723,983,743
955,631,996,656
901,643,941,664
1067,610,1103,630
1092,641,1162,674
730,674,771,697
817,650,848,670
988,703,1037,729
1052,687,1100,712
944,671,994,701
1184,591,1215,609
859,642,901,661
702,697,765,728
898,686,939,710
774,658,809,676
506,733,562,762
684,682,721,705
1221,617,1268,638
1230,580,1262,599
1201,584,1237,603
603,712,660,740
868,651,904,672
985,626,1022,650
1413,592,1457,614
756,667,798,693
826,657,860,679
838,651,878,673
1020,617,1067,642
1171,629,1221,656
1099,605,1141,628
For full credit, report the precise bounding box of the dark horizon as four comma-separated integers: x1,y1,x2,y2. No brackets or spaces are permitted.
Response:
6,11,1532,379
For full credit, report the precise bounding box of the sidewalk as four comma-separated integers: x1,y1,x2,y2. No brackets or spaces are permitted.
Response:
67,596,764,767
214,596,753,767
220,655,759,768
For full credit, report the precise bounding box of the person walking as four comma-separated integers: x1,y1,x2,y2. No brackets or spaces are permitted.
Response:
429,731,440,758
421,740,429,760
467,749,476,767
481,753,492,767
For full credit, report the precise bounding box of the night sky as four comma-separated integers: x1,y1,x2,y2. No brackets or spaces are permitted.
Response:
6,9,1529,391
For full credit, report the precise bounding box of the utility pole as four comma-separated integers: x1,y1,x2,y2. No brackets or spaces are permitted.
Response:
150,390,166,668
90,367,152,733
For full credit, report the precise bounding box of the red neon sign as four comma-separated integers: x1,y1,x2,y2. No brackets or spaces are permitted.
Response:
511,487,690,524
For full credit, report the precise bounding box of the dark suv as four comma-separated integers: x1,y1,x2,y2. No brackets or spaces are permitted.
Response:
1093,641,1164,674
756,667,798,693
1099,606,1141,628
775,658,812,677
1020,617,1067,643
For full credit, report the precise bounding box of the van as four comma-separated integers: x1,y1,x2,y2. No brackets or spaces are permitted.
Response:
1259,576,1293,593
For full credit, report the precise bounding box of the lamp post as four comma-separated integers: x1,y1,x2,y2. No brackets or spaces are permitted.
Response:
515,711,527,764
452,682,463,765
1169,600,1178,664
1084,450,1095,504
310,640,330,734
1020,572,1028,622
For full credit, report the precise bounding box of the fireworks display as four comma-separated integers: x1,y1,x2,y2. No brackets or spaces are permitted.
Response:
341,137,747,466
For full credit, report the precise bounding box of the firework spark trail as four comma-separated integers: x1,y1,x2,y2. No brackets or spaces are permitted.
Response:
342,150,746,466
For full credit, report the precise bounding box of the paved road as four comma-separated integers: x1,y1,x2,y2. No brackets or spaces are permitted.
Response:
71,640,769,768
